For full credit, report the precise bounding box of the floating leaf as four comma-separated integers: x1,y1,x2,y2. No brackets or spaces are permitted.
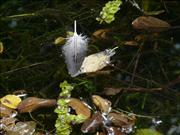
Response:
0,103,17,117
81,112,104,133
0,41,4,53
132,16,171,32
92,29,111,40
68,98,91,119
5,121,36,135
75,47,117,76
54,36,66,45
107,111,136,127
0,95,21,109
135,128,163,135
18,97,56,113
92,95,111,114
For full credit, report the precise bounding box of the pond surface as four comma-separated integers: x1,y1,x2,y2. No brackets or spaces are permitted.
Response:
0,0,179,135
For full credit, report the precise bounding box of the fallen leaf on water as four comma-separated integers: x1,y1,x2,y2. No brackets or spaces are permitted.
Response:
68,98,91,119
0,95,21,109
54,36,66,45
75,47,117,76
81,112,104,133
105,126,124,135
92,95,111,114
0,41,4,53
107,111,136,127
18,97,56,113
0,117,17,129
92,29,111,40
5,121,36,135
132,16,171,32
0,103,17,117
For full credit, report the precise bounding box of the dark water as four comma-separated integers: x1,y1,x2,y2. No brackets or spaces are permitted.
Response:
0,0,179,134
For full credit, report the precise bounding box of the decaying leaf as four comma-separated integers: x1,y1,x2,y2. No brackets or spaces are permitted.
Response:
5,121,36,135
0,41,4,54
132,16,171,32
75,47,117,76
107,111,136,127
92,95,111,114
68,98,91,118
0,117,17,130
81,112,104,133
0,95,21,109
0,103,17,117
18,97,56,113
92,29,111,40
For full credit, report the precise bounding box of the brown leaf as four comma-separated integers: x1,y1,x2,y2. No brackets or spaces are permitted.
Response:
108,111,136,127
92,29,111,40
17,97,56,113
132,16,171,32
81,112,104,133
123,41,139,46
92,95,111,114
0,103,17,117
68,98,91,118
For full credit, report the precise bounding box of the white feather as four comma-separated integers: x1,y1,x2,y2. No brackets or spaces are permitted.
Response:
62,21,88,77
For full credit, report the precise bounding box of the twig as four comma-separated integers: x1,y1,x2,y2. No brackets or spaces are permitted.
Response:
0,61,48,75
104,87,163,95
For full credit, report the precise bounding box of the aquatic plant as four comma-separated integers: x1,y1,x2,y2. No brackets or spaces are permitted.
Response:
96,0,122,23
54,81,86,135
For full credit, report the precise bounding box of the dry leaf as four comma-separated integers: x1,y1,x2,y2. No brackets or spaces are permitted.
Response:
0,95,21,109
132,16,171,32
68,98,91,118
92,95,111,114
18,97,56,113
0,117,17,130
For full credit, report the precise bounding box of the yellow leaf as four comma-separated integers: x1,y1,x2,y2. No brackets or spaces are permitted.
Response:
0,95,21,109
54,37,65,45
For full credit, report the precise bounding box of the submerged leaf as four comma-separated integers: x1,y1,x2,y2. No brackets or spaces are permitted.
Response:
0,95,21,109
18,97,56,113
132,16,171,32
68,98,91,119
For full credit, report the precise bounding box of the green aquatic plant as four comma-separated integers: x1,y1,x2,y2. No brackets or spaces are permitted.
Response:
54,81,86,135
96,0,122,24
135,128,163,135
